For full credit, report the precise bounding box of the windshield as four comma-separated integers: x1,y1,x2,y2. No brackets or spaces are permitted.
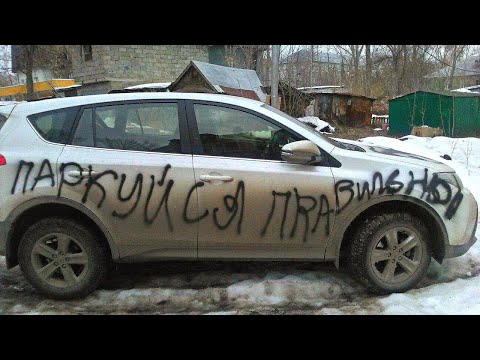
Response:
261,104,346,149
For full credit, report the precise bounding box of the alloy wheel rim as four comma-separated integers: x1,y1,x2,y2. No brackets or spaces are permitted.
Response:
31,233,89,288
369,226,423,285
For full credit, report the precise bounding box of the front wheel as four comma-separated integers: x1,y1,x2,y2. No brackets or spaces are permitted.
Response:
349,212,431,294
18,218,110,299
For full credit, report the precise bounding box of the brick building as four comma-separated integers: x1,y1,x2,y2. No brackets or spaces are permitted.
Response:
9,45,268,96
68,45,212,94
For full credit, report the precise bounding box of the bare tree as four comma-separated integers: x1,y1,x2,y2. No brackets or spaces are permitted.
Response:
224,45,267,70
24,45,36,100
447,45,468,90
278,45,344,88
0,45,15,86
334,45,365,93
460,139,473,173
365,45,372,96
450,139,459,158
273,45,479,105
12,45,71,100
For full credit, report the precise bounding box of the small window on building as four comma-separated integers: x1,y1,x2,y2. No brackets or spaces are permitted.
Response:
82,45,93,62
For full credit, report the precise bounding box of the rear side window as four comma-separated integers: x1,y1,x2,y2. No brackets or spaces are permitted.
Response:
0,114,7,132
28,107,79,144
72,102,182,153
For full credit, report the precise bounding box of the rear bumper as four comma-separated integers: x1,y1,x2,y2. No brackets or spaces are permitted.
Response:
444,214,478,259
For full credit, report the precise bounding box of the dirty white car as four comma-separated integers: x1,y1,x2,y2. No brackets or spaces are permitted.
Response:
0,93,477,299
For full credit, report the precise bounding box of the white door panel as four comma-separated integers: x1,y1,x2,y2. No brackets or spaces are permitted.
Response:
58,146,197,259
58,100,198,260
193,155,336,259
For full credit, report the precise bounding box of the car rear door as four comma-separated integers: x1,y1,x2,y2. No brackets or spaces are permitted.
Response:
185,100,336,260
57,99,199,260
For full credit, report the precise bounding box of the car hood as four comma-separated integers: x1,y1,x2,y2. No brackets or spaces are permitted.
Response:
332,138,455,172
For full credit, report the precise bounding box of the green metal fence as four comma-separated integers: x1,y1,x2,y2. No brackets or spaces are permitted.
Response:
389,91,480,137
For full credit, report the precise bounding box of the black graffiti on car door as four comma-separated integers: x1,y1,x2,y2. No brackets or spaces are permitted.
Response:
10,159,466,242
144,164,174,229
112,173,143,219
212,181,245,234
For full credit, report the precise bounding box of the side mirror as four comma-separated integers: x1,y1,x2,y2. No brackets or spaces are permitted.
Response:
281,140,322,165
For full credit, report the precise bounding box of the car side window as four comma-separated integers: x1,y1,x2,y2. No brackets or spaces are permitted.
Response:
0,114,7,131
72,108,94,147
72,102,182,153
28,106,79,144
193,104,303,161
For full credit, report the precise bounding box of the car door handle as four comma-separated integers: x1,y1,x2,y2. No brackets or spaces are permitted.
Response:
199,175,234,183
67,170,100,179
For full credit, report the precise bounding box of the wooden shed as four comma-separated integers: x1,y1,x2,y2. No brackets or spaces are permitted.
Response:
169,61,267,102
263,82,313,118
299,86,375,127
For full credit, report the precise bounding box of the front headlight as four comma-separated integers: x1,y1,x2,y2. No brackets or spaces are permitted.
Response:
436,172,463,190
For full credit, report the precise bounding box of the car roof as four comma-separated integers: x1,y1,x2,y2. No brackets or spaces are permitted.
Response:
11,92,265,116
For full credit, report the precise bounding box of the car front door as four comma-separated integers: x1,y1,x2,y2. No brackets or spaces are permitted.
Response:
57,100,198,260
186,101,336,260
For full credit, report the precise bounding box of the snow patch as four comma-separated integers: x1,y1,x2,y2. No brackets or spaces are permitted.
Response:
125,82,171,90
297,116,335,133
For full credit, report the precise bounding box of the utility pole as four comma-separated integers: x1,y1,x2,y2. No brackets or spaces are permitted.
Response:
271,45,280,109
24,45,36,101
310,45,314,87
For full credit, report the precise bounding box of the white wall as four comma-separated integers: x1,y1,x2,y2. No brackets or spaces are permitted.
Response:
16,68,55,84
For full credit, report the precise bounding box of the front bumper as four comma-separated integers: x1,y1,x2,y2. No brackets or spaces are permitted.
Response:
444,213,478,259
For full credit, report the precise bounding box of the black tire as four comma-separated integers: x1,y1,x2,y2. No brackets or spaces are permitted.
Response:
349,212,431,294
18,218,111,299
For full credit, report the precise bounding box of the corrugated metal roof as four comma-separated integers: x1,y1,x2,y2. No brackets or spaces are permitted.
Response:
297,85,344,91
451,84,480,93
191,61,266,102
390,90,480,101
299,86,376,100
217,86,260,101
125,82,171,90
54,84,82,91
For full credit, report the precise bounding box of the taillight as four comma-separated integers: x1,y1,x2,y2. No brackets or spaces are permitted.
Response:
0,155,6,166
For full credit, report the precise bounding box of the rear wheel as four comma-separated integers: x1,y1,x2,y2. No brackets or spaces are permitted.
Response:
18,218,110,299
349,212,431,294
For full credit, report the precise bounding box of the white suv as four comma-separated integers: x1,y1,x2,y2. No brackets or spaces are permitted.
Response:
0,93,477,299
